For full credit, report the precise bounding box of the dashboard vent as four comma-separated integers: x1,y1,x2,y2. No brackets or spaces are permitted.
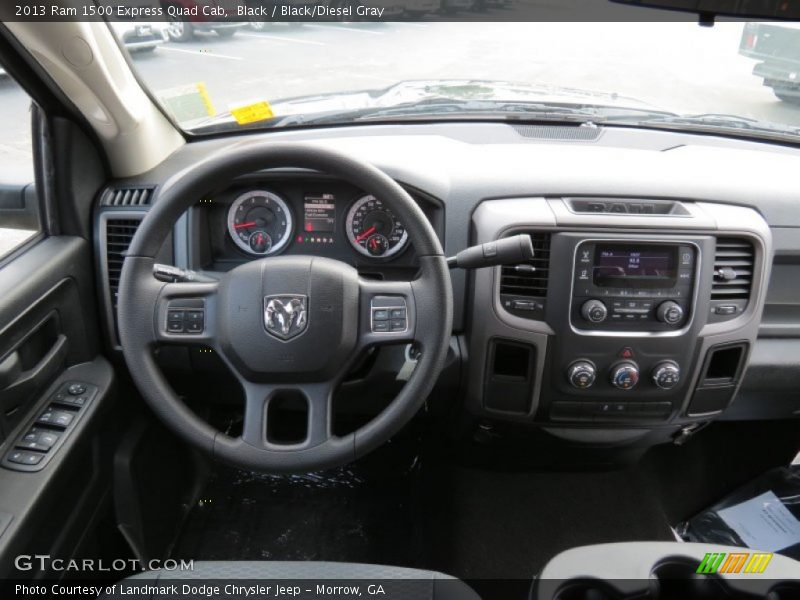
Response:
105,219,142,310
101,186,154,207
712,237,755,300
500,232,551,298
512,124,602,141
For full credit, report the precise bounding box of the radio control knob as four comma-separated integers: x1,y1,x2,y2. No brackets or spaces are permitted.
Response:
656,301,684,325
581,299,608,323
568,360,596,389
610,361,639,390
652,361,680,390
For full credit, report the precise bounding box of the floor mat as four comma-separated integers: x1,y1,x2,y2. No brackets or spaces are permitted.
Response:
168,421,798,600
421,464,675,580
172,459,673,581
170,451,429,568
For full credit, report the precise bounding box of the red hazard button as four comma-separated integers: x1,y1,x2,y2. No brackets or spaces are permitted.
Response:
619,347,634,359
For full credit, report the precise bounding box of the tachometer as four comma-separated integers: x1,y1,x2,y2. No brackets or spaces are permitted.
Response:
346,195,408,258
227,190,293,256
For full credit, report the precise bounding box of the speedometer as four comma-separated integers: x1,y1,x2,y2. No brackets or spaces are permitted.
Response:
346,195,408,259
227,190,293,256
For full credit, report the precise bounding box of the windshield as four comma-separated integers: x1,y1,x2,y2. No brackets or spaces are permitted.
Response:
115,21,800,141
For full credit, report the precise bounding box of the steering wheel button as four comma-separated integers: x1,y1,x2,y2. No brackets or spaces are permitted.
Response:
186,321,203,333
167,320,184,333
372,309,390,321
167,309,184,320
390,308,406,319
390,319,407,331
372,321,390,332
186,310,204,322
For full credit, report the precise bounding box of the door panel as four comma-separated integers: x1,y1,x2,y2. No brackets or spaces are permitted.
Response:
0,235,115,578
0,236,102,445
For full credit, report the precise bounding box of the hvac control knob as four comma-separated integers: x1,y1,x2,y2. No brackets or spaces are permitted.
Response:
610,361,639,390
581,299,608,323
652,361,681,390
568,360,596,389
656,301,684,325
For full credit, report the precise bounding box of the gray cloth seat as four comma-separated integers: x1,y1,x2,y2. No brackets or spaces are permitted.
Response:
111,561,480,600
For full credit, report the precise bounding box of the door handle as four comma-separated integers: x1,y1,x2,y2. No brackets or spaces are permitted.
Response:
0,334,68,417
0,350,22,390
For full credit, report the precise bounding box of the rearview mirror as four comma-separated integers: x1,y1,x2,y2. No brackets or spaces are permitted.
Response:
611,0,800,20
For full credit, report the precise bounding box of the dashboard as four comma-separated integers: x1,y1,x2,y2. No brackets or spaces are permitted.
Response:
94,121,800,446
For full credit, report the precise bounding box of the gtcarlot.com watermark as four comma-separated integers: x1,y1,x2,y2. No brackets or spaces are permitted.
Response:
14,554,194,573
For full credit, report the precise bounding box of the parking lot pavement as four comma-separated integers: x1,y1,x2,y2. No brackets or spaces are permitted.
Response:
2,20,800,179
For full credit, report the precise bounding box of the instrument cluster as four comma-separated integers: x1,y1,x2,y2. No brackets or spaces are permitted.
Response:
196,178,439,272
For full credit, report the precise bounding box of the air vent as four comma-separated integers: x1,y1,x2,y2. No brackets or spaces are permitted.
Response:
712,237,754,301
500,233,551,320
101,186,154,207
105,219,142,311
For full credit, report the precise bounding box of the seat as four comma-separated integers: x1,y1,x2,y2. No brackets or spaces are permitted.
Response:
111,561,481,600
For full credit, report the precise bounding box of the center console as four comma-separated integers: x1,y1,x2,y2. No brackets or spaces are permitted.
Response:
467,197,771,439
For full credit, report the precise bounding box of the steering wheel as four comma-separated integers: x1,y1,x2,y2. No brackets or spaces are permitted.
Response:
117,143,453,473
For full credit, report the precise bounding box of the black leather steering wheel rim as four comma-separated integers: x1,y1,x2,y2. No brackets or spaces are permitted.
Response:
117,142,453,473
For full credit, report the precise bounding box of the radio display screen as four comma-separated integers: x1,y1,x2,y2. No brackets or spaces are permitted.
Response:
593,244,677,288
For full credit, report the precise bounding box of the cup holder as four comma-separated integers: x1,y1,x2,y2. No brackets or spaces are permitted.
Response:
765,583,800,600
649,557,739,600
548,556,779,600
553,579,624,600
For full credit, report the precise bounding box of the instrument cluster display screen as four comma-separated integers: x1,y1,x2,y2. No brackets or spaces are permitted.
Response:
303,194,336,233
593,244,677,288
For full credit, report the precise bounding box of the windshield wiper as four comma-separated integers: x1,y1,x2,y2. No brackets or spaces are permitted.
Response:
188,96,678,134
268,99,602,128
265,98,675,129
353,100,605,122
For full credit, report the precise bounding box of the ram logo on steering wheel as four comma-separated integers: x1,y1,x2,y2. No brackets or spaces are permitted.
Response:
263,295,308,341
